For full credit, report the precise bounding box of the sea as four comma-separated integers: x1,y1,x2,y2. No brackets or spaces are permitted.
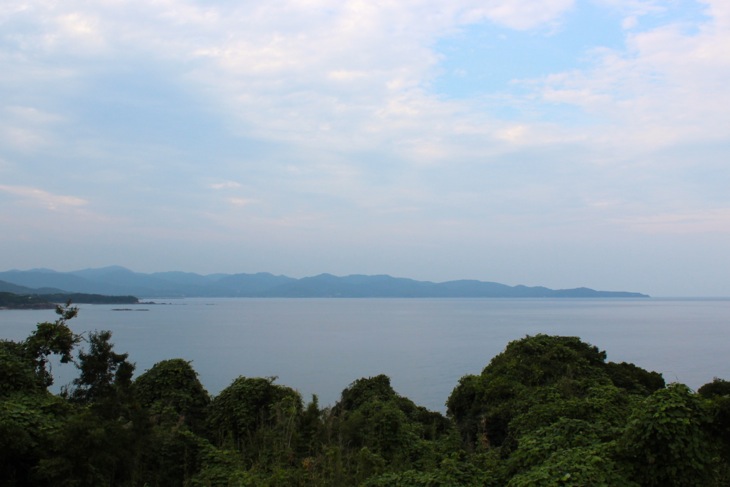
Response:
1,297,729,412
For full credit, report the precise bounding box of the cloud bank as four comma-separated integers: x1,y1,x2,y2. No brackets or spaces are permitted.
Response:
1,0,728,295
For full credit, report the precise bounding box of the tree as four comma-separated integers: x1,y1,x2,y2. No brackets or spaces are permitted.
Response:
0,340,42,395
605,361,665,395
207,376,303,466
619,383,715,487
328,374,453,479
0,389,70,486
447,335,662,450
698,378,730,399
134,358,210,432
698,378,730,484
68,330,135,414
0,303,80,485
23,302,80,388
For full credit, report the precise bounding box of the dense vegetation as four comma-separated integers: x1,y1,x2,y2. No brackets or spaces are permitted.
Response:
0,292,56,309
0,292,139,308
2,303,729,486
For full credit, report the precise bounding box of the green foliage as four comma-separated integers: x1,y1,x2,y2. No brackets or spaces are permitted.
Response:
504,418,639,486
508,418,606,471
0,292,138,308
304,375,456,486
508,381,632,439
0,304,82,486
68,330,135,420
8,308,146,486
699,377,730,480
448,335,663,450
38,293,139,305
0,340,42,395
448,334,610,448
332,375,451,464
363,452,494,487
0,392,69,486
23,302,81,387
0,292,54,308
619,383,716,487
134,358,210,432
482,335,608,387
363,469,451,486
6,308,730,487
190,444,255,486
605,361,665,394
446,373,490,449
35,407,140,487
298,394,325,459
699,377,730,399
136,428,207,487
207,376,303,467
507,443,638,487
339,397,417,461
336,374,397,412
705,395,730,485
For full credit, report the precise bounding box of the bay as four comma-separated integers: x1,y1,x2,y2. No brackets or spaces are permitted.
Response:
2,297,729,412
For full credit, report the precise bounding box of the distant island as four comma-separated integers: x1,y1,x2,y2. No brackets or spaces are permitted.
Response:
0,266,649,299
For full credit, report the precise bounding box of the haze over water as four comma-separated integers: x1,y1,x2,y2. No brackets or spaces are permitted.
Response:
2,297,728,412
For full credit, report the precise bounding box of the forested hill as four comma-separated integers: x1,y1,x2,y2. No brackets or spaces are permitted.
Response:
0,290,139,309
0,277,139,307
0,267,649,298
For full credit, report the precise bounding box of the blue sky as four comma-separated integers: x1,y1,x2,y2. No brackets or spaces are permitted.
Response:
1,0,729,296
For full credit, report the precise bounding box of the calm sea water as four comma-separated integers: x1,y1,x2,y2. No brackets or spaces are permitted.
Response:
1,298,729,412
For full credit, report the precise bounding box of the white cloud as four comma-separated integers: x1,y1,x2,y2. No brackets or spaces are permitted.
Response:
536,3,730,153
6,105,64,124
55,12,106,51
0,127,47,150
0,105,64,151
0,0,566,151
460,0,574,30
2,1,724,180
209,181,242,190
2,0,729,294
0,184,88,210
593,0,666,16
614,208,730,234
0,0,582,167
228,197,255,207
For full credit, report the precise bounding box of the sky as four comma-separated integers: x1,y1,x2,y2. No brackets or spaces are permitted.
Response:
1,0,729,297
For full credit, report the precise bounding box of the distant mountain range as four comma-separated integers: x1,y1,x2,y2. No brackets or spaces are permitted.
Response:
0,266,649,298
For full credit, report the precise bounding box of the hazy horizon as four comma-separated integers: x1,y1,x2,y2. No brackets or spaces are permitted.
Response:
2,1,729,297
0,264,714,298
